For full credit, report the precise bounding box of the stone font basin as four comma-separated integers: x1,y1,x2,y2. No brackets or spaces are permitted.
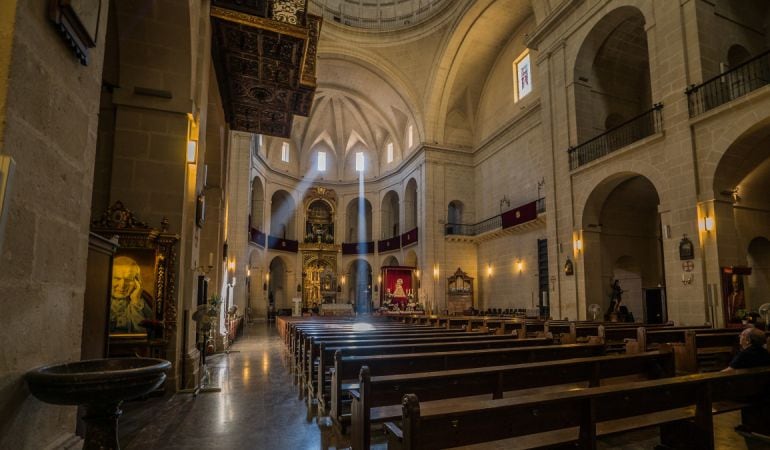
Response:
25,358,171,450
26,358,171,405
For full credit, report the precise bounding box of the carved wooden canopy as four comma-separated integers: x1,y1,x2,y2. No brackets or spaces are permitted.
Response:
211,1,322,137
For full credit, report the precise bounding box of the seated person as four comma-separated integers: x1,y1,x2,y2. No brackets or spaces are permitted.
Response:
722,327,770,371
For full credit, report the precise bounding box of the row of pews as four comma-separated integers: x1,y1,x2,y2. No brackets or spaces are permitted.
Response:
277,315,770,449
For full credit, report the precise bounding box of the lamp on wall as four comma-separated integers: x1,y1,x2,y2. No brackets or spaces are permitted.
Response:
227,259,236,287
186,140,197,163
486,264,493,278
574,238,583,253
699,215,714,232
516,260,524,274
263,272,269,291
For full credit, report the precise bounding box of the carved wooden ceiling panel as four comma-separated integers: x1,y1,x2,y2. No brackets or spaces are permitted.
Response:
211,2,321,138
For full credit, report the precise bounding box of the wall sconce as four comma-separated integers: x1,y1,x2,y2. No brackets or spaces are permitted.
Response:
681,272,693,285
515,260,524,274
574,238,583,253
263,272,269,290
340,275,346,285
433,264,440,281
186,140,197,163
486,264,493,278
699,216,714,232
227,259,236,287
415,269,421,289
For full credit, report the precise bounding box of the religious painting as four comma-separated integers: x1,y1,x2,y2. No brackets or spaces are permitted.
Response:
722,266,751,325
109,248,158,336
91,201,179,349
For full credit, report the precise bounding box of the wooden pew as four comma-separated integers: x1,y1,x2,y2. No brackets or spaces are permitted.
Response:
328,343,605,426
294,326,465,374
630,325,718,352
317,336,552,412
384,367,770,450
350,350,675,449
298,329,475,388
303,331,490,399
667,330,741,373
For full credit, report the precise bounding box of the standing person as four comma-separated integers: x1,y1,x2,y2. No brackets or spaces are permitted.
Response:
607,279,624,314
110,256,153,333
722,327,770,371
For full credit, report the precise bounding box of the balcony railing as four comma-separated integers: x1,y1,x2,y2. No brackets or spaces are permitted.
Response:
568,103,663,170
445,199,544,237
686,49,770,117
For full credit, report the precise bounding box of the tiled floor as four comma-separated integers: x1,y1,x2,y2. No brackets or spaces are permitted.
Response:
118,322,770,449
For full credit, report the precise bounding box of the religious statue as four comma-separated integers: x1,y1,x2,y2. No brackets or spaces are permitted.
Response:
392,278,407,298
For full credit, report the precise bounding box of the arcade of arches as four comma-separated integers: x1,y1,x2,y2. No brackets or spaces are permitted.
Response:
2,0,770,448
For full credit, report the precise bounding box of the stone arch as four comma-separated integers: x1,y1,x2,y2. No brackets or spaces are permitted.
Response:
347,258,373,313
580,174,663,320
346,196,373,242
380,190,401,239
268,256,290,309
748,237,770,311
270,190,296,240
572,5,652,144
382,255,399,266
404,249,418,268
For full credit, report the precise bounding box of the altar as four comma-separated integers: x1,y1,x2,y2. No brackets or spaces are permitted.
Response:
380,265,417,310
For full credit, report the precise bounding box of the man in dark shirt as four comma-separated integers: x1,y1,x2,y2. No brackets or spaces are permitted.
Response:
723,327,770,371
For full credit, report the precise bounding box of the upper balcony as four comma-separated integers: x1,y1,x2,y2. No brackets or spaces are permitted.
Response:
568,104,663,171
445,198,545,243
686,50,770,117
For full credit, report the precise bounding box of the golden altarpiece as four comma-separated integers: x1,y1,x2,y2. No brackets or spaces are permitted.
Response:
299,187,340,308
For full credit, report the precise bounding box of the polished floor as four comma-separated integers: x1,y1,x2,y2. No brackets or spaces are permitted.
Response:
118,322,770,450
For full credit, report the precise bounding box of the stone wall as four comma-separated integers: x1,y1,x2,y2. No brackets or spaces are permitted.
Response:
0,1,109,448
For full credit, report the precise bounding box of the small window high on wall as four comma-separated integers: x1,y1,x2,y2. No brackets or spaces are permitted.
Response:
317,151,326,171
386,142,393,163
281,142,290,162
355,152,364,172
513,50,532,102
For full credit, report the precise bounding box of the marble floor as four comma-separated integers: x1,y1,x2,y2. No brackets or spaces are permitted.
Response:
118,322,770,450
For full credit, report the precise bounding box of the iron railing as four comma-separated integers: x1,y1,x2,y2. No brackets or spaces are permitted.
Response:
686,49,770,117
568,103,663,170
445,198,545,237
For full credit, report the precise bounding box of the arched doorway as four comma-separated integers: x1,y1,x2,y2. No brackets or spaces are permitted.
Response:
582,175,664,322
348,259,372,314
268,257,288,310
